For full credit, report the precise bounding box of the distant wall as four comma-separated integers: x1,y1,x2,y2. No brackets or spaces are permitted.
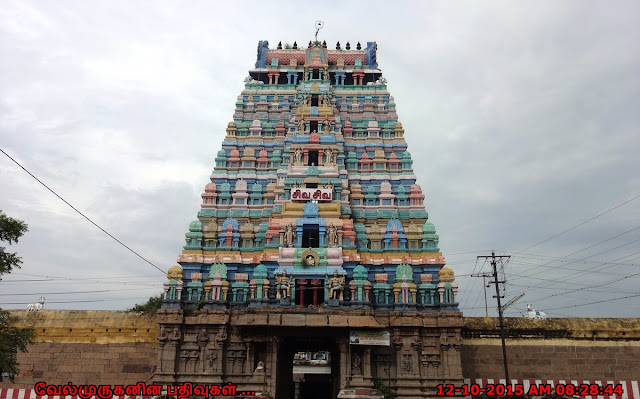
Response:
461,317,640,380
2,310,159,388
7,342,158,387
461,339,640,380
1,311,639,388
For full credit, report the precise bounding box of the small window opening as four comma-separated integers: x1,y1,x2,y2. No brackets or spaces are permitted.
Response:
308,151,319,166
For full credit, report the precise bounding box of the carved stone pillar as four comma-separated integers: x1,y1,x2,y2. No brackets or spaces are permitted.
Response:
244,342,254,374
440,331,451,379
166,326,181,373
338,337,350,389
392,336,403,378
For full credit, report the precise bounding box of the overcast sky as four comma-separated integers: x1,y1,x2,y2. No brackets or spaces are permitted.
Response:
1,1,639,317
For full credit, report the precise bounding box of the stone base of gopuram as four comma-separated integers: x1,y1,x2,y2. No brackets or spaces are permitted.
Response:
154,308,463,399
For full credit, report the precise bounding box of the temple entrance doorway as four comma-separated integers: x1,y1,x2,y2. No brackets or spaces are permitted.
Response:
275,334,339,399
295,279,325,307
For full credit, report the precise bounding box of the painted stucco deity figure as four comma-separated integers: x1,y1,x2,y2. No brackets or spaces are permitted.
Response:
305,254,316,266
324,148,333,165
323,69,329,81
322,92,329,106
276,270,291,298
327,224,338,247
324,117,331,133
294,148,303,165
298,117,305,131
328,269,344,300
284,224,295,247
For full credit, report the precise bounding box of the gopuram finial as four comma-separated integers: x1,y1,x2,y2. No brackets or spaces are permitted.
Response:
314,20,324,43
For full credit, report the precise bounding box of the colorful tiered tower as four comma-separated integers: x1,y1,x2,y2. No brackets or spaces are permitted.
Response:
157,39,463,398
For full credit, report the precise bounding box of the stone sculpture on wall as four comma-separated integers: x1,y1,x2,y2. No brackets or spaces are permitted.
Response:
327,268,345,300
275,269,291,299
327,223,338,247
284,224,296,247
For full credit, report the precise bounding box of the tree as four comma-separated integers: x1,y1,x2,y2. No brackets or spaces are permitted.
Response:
0,210,29,277
128,293,164,314
373,377,397,399
0,310,34,382
0,210,34,382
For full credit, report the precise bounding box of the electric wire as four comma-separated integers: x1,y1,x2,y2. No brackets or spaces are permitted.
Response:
0,147,166,275
509,224,640,282
0,287,159,296
512,193,640,255
526,261,640,303
0,297,156,305
458,257,482,310
514,248,640,298
542,293,640,311
11,272,159,280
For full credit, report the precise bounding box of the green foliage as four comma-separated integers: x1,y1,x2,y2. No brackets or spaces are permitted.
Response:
128,293,164,314
0,310,34,382
0,309,35,382
284,42,292,49
373,377,397,399
0,210,29,277
0,210,34,382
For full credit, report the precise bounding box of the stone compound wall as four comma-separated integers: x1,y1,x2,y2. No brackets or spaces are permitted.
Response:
461,317,640,380
1,311,639,389
1,310,159,388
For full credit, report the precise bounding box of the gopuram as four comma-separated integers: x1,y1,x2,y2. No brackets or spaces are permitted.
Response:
156,38,463,399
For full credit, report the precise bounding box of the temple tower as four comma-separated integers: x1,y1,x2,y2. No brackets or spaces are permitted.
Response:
156,39,463,399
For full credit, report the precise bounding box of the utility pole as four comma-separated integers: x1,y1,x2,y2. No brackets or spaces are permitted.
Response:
476,251,511,383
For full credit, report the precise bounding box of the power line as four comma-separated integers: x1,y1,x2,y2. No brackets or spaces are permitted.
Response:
508,280,639,294
508,224,640,282
0,279,161,286
0,290,109,296
507,251,640,267
447,250,500,256
11,272,159,280
458,258,482,308
0,297,156,305
513,193,640,255
0,287,160,296
526,260,640,303
0,147,166,275
542,293,640,311
515,249,640,300
507,239,640,295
